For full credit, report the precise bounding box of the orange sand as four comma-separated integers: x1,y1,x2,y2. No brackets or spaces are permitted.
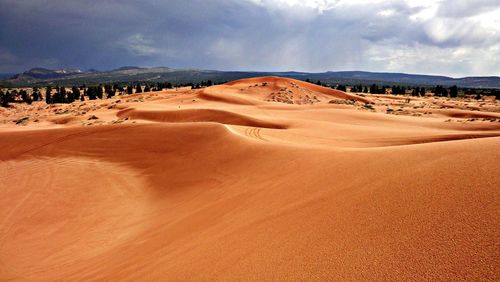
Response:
1,77,499,281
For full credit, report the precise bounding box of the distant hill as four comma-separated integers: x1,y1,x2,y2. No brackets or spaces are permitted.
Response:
11,67,86,79
275,71,500,88
1,67,265,87
0,73,15,80
1,67,499,88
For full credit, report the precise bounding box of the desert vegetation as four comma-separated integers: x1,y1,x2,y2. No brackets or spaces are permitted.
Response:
2,79,498,109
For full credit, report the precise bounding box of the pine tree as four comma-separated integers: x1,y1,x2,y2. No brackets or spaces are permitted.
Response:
32,87,39,101
97,85,103,99
493,89,500,100
449,85,458,98
0,90,8,107
72,86,80,101
31,88,39,101
113,84,122,95
87,86,97,100
20,90,32,104
67,90,74,103
59,86,67,103
46,86,52,104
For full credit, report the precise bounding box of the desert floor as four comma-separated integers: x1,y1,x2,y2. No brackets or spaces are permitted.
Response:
1,76,499,281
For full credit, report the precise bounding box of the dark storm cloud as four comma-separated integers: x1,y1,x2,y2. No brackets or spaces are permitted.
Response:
0,0,499,76
0,0,277,71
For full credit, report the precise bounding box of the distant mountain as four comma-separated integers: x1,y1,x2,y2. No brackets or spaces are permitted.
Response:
10,67,85,81
0,73,15,80
1,67,499,88
1,67,264,87
276,71,500,88
114,66,144,71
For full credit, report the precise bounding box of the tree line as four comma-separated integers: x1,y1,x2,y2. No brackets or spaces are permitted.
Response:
304,78,499,99
1,79,499,108
0,79,226,107
0,82,178,107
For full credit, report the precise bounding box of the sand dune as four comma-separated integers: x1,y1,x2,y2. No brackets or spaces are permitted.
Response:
1,77,499,281
117,108,287,129
435,109,500,119
201,76,372,105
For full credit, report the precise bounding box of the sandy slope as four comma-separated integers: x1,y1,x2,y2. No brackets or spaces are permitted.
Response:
1,77,499,281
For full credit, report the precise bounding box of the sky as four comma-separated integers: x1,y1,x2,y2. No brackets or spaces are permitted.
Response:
0,0,499,77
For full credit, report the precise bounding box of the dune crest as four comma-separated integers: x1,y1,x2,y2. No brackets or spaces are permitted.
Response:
117,107,287,129
200,76,373,105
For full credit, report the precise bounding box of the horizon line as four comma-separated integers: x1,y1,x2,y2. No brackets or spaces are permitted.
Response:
4,66,500,79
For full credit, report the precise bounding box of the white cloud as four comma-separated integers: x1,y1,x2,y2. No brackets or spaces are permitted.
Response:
366,41,500,77
378,9,396,17
246,0,338,12
122,34,163,56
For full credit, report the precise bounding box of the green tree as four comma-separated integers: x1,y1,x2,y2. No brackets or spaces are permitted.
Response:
31,87,39,101
0,90,9,107
336,85,347,92
59,86,67,103
113,84,122,94
46,86,52,104
31,87,40,101
87,86,97,100
97,85,103,99
105,84,115,98
492,89,500,100
449,85,458,98
72,86,80,101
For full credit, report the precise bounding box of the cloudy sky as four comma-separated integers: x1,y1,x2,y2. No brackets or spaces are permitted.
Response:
0,0,499,76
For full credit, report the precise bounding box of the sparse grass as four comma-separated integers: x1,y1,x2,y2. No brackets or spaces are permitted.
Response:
14,117,29,125
55,109,70,115
329,99,356,105
362,104,375,110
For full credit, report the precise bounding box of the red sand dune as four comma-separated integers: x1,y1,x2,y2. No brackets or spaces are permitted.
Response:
117,108,287,129
201,76,373,105
0,77,499,281
434,109,500,119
